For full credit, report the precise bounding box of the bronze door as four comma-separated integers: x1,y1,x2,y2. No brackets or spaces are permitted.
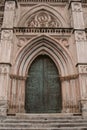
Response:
25,55,62,113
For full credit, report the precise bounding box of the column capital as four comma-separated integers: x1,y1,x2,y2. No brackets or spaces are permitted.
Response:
69,0,81,9
5,0,18,8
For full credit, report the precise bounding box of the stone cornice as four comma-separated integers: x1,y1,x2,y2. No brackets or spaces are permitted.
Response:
17,0,68,3
13,27,73,35
17,0,87,3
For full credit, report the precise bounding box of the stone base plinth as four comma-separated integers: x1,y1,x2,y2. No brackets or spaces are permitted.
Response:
81,99,87,118
0,100,8,116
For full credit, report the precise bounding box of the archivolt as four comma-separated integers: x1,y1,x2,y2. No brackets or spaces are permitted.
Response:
18,4,67,27
13,35,76,77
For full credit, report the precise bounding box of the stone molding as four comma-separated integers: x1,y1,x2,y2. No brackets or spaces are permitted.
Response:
13,35,76,76
60,74,79,81
10,74,26,80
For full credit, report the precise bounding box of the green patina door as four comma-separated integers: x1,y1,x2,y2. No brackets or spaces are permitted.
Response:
25,55,62,113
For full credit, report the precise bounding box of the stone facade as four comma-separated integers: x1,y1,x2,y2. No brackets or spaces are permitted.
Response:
0,0,87,117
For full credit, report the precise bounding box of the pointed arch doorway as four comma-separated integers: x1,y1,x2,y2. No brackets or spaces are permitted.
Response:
25,55,62,113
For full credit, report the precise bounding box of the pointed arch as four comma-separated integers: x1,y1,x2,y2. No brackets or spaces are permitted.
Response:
13,35,76,77
18,4,68,27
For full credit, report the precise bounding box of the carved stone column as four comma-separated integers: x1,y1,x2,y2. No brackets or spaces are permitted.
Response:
0,0,16,115
69,0,87,117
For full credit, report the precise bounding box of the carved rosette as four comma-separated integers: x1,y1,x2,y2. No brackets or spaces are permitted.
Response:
28,11,61,28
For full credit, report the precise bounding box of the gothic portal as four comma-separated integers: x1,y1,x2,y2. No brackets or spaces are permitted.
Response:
25,55,62,113
0,0,87,117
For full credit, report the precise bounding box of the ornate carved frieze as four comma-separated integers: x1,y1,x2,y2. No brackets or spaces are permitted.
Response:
28,11,61,28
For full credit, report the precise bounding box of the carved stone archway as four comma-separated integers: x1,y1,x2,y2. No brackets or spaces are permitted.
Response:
8,35,80,114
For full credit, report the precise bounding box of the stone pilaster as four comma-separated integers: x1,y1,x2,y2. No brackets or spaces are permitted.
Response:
69,0,87,117
0,0,16,115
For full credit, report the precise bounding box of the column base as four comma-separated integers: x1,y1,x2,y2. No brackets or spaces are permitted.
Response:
0,100,8,116
81,99,87,118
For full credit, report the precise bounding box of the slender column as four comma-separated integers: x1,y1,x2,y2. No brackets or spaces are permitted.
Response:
0,0,16,115
69,0,87,117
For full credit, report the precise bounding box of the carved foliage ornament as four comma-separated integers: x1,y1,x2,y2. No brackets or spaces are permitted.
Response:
28,11,61,28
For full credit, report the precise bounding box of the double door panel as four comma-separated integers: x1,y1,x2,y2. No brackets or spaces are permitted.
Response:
25,55,62,113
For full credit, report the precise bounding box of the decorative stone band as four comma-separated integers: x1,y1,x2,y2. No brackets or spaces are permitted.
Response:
13,27,73,34
60,74,79,81
10,74,79,81
10,74,26,80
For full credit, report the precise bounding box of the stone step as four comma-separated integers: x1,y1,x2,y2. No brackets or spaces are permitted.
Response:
0,122,87,127
0,114,87,130
4,114,82,120
0,127,87,130
15,113,81,118
3,119,87,123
